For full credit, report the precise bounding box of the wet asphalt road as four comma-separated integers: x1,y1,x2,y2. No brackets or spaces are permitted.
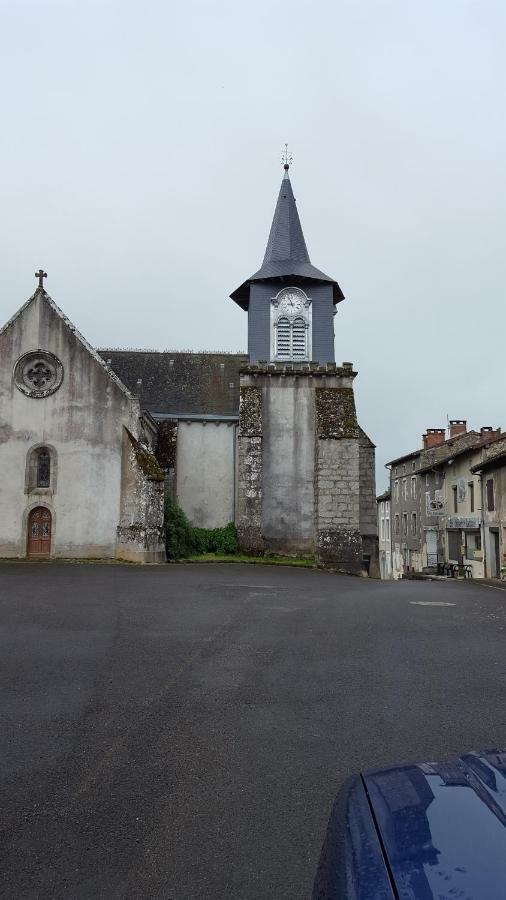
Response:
1,562,505,900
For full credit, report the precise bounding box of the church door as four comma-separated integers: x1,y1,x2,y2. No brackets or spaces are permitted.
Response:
27,507,52,557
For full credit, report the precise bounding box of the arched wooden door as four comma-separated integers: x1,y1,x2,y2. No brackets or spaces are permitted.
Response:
27,507,52,557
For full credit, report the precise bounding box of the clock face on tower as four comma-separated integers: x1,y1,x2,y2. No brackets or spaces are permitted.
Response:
278,290,304,314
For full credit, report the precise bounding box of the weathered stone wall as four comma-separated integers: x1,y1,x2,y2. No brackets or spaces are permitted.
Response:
237,364,373,573
315,384,363,573
236,385,264,553
116,430,166,563
175,421,236,528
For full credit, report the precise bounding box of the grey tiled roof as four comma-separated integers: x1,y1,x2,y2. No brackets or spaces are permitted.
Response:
98,350,247,417
231,171,344,309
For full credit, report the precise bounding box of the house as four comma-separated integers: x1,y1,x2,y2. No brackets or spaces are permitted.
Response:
387,421,502,578
471,442,506,579
376,490,392,579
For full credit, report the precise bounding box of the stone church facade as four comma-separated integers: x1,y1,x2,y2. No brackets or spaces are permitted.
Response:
0,164,378,572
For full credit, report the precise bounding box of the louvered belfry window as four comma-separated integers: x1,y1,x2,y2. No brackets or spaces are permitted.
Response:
271,288,311,361
291,317,307,359
275,317,291,359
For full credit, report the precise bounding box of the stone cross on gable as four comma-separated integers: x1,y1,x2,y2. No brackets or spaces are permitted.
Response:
35,269,47,290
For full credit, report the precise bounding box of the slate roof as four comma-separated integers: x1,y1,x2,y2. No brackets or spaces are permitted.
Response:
231,169,344,309
98,350,247,417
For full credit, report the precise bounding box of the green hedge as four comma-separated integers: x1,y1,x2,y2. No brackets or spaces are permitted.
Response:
164,496,238,560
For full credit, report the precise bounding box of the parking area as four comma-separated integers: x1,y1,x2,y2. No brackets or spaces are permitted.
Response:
1,562,505,899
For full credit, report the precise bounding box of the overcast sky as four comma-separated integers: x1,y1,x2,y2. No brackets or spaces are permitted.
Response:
2,0,505,489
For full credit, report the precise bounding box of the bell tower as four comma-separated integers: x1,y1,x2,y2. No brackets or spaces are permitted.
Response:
231,154,378,576
230,154,344,364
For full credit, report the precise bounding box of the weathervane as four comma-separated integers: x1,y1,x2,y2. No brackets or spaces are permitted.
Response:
282,143,293,171
35,269,47,290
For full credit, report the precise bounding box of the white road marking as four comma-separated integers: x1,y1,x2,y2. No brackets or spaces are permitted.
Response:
410,601,456,607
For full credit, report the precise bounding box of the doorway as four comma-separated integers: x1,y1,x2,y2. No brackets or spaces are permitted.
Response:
27,507,52,557
489,528,500,578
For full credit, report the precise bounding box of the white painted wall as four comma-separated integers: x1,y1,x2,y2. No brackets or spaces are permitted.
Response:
176,421,235,528
0,292,138,557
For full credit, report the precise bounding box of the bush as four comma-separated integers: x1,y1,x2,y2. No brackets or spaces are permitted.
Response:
164,497,238,560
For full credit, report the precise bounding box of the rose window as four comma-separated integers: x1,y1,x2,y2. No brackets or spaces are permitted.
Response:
13,350,64,398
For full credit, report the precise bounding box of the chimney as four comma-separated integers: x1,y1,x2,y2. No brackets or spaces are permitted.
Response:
480,426,501,442
449,419,467,438
423,428,446,450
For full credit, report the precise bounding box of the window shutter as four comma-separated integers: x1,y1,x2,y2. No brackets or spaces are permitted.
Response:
276,317,291,360
291,317,307,359
487,478,495,511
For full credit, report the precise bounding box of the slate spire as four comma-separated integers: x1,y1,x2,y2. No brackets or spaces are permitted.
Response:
262,166,310,266
230,164,344,309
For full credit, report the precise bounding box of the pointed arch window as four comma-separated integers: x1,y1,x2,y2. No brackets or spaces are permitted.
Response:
271,288,312,362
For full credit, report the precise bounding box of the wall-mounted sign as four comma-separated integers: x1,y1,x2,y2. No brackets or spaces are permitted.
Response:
447,516,481,530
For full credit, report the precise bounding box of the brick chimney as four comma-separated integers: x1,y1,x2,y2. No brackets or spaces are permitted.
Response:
449,419,467,438
480,426,501,442
423,428,446,450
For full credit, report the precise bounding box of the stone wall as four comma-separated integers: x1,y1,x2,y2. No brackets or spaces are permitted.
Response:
116,429,166,563
236,385,263,552
315,384,363,573
237,363,376,573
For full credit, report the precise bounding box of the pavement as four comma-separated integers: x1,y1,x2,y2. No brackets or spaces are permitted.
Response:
1,562,505,900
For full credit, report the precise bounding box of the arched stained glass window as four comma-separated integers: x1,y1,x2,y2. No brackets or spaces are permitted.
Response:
37,449,50,488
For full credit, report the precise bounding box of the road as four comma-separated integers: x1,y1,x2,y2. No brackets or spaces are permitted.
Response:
1,563,505,899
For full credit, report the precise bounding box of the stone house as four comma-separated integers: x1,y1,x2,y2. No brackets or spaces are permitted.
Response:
388,421,503,578
471,443,506,578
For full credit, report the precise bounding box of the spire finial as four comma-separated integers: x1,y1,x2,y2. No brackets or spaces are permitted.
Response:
281,143,292,176
35,269,47,291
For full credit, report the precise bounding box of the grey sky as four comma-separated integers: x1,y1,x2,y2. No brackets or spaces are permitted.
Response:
2,0,505,489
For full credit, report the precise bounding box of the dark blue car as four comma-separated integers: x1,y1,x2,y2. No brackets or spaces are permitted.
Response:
313,749,506,899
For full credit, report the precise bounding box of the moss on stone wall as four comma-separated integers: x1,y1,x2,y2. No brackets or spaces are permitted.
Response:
239,386,262,436
316,387,359,439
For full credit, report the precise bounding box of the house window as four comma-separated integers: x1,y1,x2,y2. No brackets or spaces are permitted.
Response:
37,449,50,487
271,287,311,361
395,514,400,535
402,513,408,536
411,476,416,499
412,461,416,470
411,512,417,535
386,517,390,540
469,482,474,513
425,474,429,487
402,478,407,499
380,518,384,540
394,480,399,502
486,478,495,511
452,485,458,513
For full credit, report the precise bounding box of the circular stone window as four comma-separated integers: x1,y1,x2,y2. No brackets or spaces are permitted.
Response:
13,350,64,399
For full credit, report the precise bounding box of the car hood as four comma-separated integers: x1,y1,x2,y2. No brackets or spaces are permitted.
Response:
363,749,506,899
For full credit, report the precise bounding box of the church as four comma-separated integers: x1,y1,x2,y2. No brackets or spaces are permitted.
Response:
0,161,378,573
